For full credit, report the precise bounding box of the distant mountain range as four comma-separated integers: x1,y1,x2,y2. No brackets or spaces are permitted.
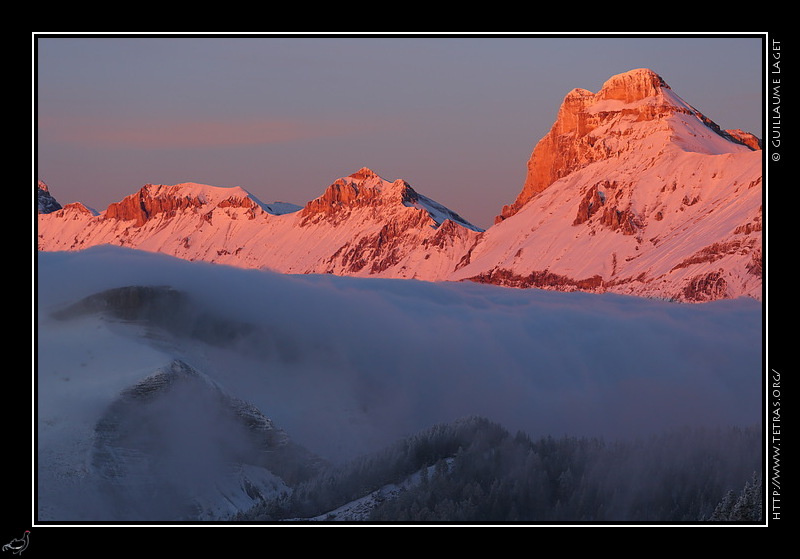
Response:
37,68,763,302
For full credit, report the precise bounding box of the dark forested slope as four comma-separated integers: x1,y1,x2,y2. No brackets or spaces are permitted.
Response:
236,417,762,523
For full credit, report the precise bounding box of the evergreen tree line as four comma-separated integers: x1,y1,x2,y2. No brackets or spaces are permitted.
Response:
234,416,762,523
706,472,762,521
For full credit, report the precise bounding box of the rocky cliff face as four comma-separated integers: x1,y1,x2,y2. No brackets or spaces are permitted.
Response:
289,168,482,276
300,168,414,219
300,167,478,231
724,129,763,150
496,68,759,224
104,183,263,227
37,180,62,214
37,169,483,281
456,68,762,302
36,69,762,303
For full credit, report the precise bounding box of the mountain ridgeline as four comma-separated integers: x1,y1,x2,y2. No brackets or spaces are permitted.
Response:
37,68,762,303
35,68,764,524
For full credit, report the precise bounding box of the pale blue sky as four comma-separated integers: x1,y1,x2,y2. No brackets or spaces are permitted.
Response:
35,33,764,229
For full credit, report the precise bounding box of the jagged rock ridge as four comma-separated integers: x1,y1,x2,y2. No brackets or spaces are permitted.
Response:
453,68,762,302
37,180,62,214
36,69,762,302
496,68,759,223
37,168,484,281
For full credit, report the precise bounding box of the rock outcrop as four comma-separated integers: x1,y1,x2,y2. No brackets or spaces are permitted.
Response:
37,168,484,283
496,68,760,223
300,168,421,224
104,183,262,227
36,69,762,303
37,180,62,214
453,68,762,302
725,129,763,150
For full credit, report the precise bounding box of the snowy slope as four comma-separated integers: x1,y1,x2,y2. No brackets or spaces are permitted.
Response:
456,69,762,301
36,69,762,302
453,143,762,301
37,169,482,281
37,300,313,521
36,246,762,521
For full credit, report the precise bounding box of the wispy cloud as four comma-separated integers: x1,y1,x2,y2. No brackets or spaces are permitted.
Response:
37,115,399,149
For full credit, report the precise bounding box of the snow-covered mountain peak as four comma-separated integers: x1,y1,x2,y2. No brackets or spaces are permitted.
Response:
38,167,483,280
348,166,386,183
298,168,480,232
555,69,679,132
595,68,669,103
458,68,762,302
148,182,269,208
496,68,759,224
302,168,414,212
101,182,279,227
36,69,761,302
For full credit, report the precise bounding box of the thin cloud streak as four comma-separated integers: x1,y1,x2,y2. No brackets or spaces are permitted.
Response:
38,114,400,150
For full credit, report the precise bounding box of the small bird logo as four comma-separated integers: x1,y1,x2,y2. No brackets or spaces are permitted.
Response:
2,531,29,555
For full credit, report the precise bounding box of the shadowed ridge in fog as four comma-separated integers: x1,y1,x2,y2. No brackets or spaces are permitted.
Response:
52,285,258,348
38,246,762,460
50,284,304,362
37,246,762,521
236,416,762,523
89,359,326,520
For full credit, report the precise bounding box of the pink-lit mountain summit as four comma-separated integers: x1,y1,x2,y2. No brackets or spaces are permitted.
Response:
37,68,762,302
